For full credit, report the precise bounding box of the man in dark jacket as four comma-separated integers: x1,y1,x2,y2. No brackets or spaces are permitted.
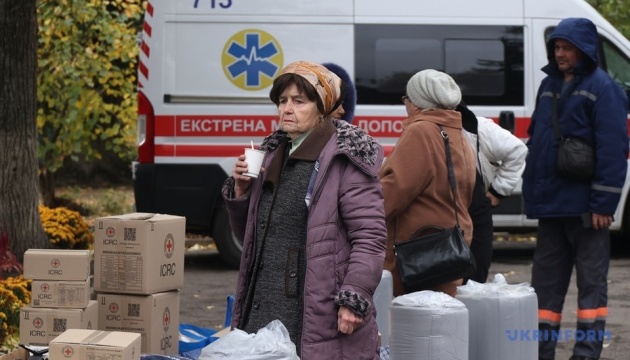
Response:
522,18,629,360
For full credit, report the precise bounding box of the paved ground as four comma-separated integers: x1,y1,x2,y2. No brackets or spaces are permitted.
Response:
180,240,630,360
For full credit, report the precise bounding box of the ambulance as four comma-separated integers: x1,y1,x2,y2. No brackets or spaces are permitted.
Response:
133,0,630,267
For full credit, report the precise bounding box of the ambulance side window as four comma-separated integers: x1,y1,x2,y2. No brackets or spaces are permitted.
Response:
354,24,524,106
445,39,505,96
600,37,630,109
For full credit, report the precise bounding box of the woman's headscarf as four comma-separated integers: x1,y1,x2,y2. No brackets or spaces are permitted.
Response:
278,61,343,116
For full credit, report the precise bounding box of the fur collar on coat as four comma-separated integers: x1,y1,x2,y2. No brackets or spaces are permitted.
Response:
258,119,381,175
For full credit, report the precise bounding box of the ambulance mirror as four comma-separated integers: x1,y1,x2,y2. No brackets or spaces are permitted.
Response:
499,111,515,134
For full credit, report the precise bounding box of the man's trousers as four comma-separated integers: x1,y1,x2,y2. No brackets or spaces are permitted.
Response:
532,217,610,360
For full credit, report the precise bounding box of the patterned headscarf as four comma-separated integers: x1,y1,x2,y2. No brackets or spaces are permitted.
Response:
278,61,343,115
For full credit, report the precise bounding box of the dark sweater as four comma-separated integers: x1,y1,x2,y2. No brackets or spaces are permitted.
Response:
240,141,315,353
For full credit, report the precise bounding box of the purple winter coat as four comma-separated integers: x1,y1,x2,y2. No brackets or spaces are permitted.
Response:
221,120,387,360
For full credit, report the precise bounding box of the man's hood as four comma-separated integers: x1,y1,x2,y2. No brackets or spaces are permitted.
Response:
545,17,598,76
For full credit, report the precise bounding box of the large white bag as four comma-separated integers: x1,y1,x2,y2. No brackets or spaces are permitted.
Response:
198,320,300,360
456,274,538,360
389,290,469,360
374,270,393,347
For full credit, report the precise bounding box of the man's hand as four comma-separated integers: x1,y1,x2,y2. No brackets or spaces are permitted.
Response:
592,213,613,229
486,192,500,207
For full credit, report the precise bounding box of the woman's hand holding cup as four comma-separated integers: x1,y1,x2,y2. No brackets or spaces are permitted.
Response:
232,148,265,198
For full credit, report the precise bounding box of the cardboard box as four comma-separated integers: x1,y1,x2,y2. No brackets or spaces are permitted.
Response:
19,300,98,346
0,348,28,360
97,291,180,355
93,213,185,294
49,329,141,360
23,249,91,281
31,279,90,308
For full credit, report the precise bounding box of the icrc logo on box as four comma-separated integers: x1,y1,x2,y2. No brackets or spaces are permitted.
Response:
103,226,117,245
106,302,121,321
161,234,177,277
49,258,63,275
164,234,175,259
32,317,44,329
109,302,120,313
161,307,173,351
163,306,171,331
61,345,74,358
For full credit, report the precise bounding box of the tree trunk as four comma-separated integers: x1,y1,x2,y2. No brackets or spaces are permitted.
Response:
0,0,49,263
39,167,56,208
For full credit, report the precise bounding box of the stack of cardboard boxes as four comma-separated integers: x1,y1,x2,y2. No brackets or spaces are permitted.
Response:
20,249,98,347
92,213,185,356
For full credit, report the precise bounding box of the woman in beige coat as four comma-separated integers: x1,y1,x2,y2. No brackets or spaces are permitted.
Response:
380,69,476,297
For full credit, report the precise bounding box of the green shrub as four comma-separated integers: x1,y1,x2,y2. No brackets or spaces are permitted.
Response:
99,188,132,215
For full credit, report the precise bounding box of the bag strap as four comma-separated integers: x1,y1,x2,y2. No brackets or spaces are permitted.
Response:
550,92,563,142
438,125,460,226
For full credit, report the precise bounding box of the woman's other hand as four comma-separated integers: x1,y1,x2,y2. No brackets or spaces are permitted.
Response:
337,306,363,335
486,192,500,207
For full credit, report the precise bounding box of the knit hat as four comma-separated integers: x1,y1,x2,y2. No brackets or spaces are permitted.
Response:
406,69,462,110
278,61,343,115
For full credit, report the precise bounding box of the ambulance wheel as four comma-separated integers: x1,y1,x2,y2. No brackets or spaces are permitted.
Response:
213,202,243,269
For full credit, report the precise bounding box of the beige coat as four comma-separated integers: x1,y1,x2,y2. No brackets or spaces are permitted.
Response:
380,109,476,296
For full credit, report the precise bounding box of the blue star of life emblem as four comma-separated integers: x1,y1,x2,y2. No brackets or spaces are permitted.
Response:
226,32,280,87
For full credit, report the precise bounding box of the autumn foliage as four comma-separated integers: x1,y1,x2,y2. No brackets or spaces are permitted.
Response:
36,0,145,174
38,205,94,249
0,276,31,350
0,226,30,351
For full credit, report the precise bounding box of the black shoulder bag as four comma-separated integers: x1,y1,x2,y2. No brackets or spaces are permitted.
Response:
393,126,476,293
552,92,595,181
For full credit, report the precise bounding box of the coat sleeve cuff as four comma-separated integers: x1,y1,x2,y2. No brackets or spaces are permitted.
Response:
222,177,236,199
334,290,371,318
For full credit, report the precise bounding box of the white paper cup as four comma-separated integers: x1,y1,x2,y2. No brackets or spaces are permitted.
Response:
243,148,265,178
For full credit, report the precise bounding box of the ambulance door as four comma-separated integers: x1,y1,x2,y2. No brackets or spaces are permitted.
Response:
593,27,630,233
596,28,630,233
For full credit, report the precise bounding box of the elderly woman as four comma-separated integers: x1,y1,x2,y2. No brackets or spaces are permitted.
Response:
380,69,476,297
221,61,387,360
